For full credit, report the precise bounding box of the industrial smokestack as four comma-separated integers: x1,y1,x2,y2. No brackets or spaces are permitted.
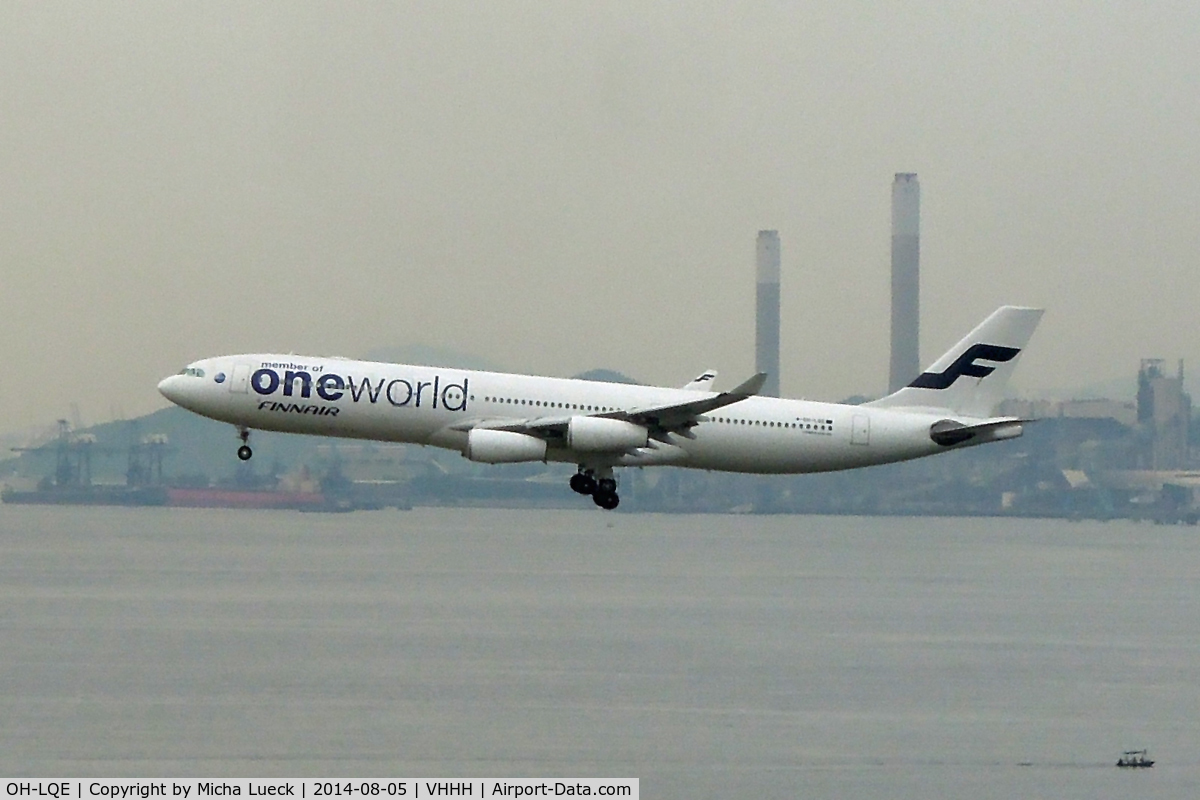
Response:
756,230,781,398
889,173,920,394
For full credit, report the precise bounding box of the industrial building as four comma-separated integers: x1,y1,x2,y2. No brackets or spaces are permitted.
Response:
1137,358,1191,470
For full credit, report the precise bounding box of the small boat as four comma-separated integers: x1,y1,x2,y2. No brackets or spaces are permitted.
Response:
1116,749,1154,768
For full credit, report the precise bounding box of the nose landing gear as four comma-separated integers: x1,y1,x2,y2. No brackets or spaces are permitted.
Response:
571,467,619,510
236,427,253,461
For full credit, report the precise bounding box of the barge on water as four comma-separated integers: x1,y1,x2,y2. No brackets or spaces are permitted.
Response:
1116,749,1154,768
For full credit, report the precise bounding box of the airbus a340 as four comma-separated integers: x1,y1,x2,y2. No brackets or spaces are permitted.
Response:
158,306,1043,510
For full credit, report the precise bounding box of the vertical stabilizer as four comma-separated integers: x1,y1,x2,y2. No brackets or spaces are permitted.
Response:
867,306,1043,417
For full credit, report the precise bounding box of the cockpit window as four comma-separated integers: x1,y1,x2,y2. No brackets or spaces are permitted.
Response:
179,367,206,378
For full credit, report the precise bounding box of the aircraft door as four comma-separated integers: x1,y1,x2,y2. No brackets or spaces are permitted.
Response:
230,363,251,394
851,414,870,445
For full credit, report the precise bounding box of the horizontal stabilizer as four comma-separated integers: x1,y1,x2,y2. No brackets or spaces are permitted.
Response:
929,418,1027,447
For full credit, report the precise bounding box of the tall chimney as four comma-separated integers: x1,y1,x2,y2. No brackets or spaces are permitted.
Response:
889,173,920,393
756,230,781,398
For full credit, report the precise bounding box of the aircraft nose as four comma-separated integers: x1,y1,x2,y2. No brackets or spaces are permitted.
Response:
158,375,185,404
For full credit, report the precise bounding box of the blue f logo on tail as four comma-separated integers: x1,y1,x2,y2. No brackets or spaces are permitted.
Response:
908,344,1021,390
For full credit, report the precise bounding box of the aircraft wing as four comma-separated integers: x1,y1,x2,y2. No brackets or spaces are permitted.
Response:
447,372,768,440
606,372,767,436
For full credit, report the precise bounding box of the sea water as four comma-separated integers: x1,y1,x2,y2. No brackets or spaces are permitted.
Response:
1,506,1196,799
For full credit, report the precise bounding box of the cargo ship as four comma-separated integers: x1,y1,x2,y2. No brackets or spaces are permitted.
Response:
1,485,168,506
1116,749,1154,768
1,484,331,510
166,487,327,510
4,419,382,511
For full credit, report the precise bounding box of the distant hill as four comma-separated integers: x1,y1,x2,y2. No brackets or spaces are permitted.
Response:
362,344,503,372
571,369,640,385
364,345,640,385
1,406,343,486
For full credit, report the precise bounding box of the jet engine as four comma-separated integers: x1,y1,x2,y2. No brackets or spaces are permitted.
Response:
567,416,649,451
465,429,548,463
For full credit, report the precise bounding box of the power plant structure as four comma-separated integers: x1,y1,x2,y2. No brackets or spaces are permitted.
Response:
889,173,921,394
1137,358,1192,470
755,230,781,398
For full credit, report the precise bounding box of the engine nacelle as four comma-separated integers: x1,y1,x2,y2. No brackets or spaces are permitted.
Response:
465,429,548,463
567,416,648,452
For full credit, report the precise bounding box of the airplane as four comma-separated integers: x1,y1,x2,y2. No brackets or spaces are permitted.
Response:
158,305,1043,510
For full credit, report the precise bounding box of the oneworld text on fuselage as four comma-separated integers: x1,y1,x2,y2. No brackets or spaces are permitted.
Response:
251,364,469,414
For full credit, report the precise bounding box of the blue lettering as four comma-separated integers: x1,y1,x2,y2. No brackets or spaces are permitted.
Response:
257,400,339,417
441,379,469,412
251,368,279,395
316,374,345,401
386,379,414,407
252,365,468,413
348,376,386,403
283,370,312,398
415,381,432,407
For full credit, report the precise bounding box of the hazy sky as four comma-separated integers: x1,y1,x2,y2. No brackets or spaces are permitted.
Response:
3,2,1199,434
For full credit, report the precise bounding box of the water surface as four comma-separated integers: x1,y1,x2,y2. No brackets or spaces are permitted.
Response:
1,506,1195,798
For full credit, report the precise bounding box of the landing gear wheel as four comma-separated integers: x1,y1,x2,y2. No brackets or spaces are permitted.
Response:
576,467,618,509
593,490,620,510
570,472,597,495
236,427,252,460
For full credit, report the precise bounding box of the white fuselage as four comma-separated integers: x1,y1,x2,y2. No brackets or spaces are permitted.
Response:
158,354,985,474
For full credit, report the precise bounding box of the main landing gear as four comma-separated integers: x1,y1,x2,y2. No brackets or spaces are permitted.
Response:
570,467,619,510
236,427,253,461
